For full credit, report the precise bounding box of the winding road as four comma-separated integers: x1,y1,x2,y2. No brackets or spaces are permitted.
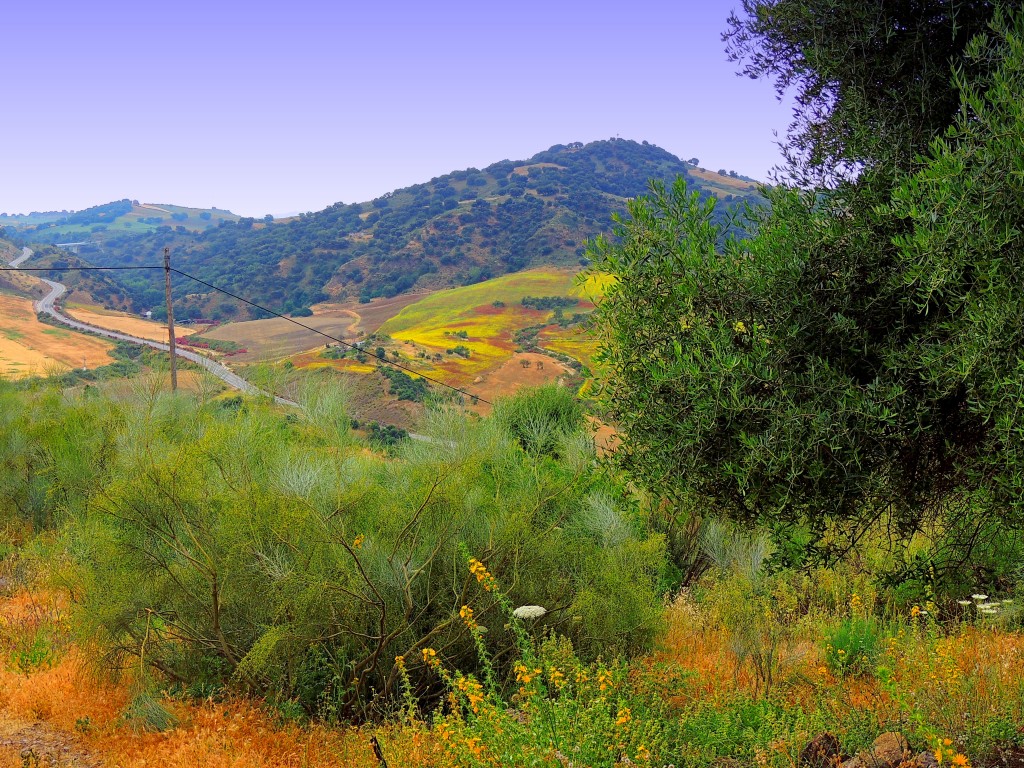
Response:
8,250,442,440
14,247,291,402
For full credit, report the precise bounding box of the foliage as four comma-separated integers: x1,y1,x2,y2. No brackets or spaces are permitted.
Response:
724,0,1000,180
587,13,1024,569
0,381,663,721
80,140,760,318
492,384,585,455
378,366,430,402
823,616,882,677
367,421,410,447
520,295,579,311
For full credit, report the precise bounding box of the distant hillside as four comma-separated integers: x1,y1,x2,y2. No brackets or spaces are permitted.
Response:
0,200,238,241
87,140,762,320
29,247,135,311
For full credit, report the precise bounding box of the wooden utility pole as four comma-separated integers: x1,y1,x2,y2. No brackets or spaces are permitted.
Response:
163,247,178,391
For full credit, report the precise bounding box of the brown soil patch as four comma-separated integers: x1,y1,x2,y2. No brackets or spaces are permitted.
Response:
65,304,198,343
0,295,115,378
588,417,620,457
0,717,99,767
688,167,759,191
313,293,428,336
201,314,359,362
512,162,566,175
470,352,570,414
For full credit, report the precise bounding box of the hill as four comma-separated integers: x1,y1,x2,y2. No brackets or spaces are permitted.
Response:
0,200,239,242
83,139,762,321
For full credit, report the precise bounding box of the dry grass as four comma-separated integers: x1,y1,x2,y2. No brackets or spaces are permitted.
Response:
201,314,359,362
0,588,437,767
65,303,198,343
2,580,1024,766
0,294,115,377
687,166,760,192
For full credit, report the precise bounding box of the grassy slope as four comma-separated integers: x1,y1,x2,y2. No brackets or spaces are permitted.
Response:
0,294,115,377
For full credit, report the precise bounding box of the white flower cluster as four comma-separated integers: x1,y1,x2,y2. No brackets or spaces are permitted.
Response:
960,593,1013,616
512,605,548,620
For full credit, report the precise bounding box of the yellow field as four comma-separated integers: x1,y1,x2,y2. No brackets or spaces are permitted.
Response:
0,295,115,378
65,304,197,343
377,268,583,383
539,325,601,369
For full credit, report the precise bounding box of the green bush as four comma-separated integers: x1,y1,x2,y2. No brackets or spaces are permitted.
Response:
492,384,585,455
823,617,882,677
0,381,665,721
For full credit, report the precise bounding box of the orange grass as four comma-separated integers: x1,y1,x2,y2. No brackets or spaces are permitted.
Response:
0,588,439,767
3,585,1023,766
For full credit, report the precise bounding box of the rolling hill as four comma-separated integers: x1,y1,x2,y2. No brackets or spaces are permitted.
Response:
77,139,762,321
0,200,239,242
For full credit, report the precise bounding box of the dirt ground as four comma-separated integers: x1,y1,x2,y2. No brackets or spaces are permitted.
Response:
0,716,99,767
468,351,570,414
313,293,427,336
0,295,114,378
200,313,359,362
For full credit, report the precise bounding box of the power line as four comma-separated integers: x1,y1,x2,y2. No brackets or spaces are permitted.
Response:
1,264,492,405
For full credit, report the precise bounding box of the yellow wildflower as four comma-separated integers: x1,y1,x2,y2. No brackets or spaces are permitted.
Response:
422,647,439,667
951,754,969,767
615,707,632,726
468,558,497,591
850,593,863,610
352,534,365,549
459,605,478,630
911,605,922,618
548,667,565,688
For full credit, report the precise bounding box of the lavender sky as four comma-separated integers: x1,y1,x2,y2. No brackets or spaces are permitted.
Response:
3,1,791,217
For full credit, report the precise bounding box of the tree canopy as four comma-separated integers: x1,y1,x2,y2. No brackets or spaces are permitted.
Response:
590,6,1024,570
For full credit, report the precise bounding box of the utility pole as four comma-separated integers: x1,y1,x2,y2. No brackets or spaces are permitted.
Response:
163,247,178,391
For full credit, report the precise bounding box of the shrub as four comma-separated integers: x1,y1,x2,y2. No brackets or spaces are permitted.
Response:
492,384,585,455
823,617,883,677
42,387,663,720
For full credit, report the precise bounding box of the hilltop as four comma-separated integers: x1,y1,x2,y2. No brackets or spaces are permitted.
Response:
0,200,239,241
79,139,761,320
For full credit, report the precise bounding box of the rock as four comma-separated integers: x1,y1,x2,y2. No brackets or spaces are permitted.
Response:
848,733,911,768
908,750,939,768
800,733,845,768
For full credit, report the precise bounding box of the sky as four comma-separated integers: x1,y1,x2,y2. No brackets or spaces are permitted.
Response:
2,1,792,217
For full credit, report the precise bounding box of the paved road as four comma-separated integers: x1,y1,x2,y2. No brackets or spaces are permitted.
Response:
9,247,32,268
10,250,441,439
35,276,291,399
11,247,293,404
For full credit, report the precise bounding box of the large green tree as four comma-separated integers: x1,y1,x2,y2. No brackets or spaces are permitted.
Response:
590,7,1024,568
725,0,999,180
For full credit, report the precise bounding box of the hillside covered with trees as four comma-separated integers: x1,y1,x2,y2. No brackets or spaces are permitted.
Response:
82,140,760,319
